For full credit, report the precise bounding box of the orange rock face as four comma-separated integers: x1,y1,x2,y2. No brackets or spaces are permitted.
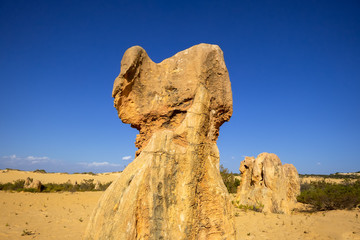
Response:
112,44,232,156
84,44,235,239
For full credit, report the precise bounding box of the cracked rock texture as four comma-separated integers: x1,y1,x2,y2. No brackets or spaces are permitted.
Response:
84,44,235,239
236,153,300,214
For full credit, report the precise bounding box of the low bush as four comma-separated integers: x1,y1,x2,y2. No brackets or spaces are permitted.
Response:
42,180,112,192
42,183,75,192
0,180,25,191
232,200,264,212
5,168,20,171
299,173,360,180
0,179,112,192
74,172,96,175
297,179,360,210
97,181,112,191
220,165,241,193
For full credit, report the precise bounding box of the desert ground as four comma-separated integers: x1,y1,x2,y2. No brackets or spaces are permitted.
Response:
234,205,360,240
0,170,359,240
300,176,358,184
0,169,120,184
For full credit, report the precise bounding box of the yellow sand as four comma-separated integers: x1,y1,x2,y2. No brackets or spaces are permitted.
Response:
1,191,359,240
234,207,360,240
300,176,358,184
0,169,120,184
0,191,100,240
0,170,359,239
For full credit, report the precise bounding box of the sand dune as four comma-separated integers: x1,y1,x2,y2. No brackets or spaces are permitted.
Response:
300,176,358,184
0,169,120,184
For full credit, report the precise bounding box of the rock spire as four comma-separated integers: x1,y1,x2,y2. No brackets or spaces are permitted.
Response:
84,44,236,239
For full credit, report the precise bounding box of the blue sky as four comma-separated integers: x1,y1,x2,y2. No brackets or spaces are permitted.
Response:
0,0,359,174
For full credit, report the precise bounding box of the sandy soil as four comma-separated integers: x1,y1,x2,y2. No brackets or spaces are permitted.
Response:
300,176,358,184
0,191,101,240
1,171,360,239
0,169,120,184
1,191,359,240
234,207,360,240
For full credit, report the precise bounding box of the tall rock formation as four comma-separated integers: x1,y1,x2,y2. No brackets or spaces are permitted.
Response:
235,153,300,214
84,44,236,239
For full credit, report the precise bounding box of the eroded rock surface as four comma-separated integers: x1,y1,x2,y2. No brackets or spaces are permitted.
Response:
84,44,235,239
24,177,42,191
235,153,300,214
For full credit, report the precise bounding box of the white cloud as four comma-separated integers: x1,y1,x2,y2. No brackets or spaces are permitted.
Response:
26,156,49,161
0,154,56,171
317,162,321,166
89,162,110,167
0,154,125,173
1,155,49,164
26,156,49,164
122,155,132,160
79,161,122,167
2,154,17,159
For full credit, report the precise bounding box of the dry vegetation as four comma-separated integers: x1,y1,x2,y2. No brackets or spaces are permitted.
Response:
297,180,360,211
0,179,112,192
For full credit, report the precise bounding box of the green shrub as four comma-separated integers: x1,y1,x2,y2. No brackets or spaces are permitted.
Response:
0,179,112,192
297,180,360,210
78,179,95,191
232,200,264,212
43,182,75,192
23,188,39,193
299,173,360,180
81,172,96,175
42,180,113,192
98,182,112,191
21,229,34,236
33,169,47,173
0,180,25,191
220,165,241,193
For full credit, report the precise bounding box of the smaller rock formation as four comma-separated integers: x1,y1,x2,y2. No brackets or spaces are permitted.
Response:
235,153,300,214
24,177,43,191
24,177,32,187
94,180,101,190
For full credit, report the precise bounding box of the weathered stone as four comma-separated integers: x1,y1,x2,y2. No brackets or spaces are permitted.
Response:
94,180,101,190
24,177,32,188
84,44,235,239
236,153,300,214
24,177,42,191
